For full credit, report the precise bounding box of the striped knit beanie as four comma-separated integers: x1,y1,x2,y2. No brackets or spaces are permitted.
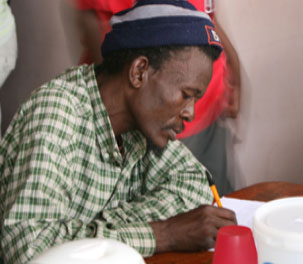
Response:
101,0,222,57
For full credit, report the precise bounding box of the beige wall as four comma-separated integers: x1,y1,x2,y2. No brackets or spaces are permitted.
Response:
0,0,77,135
217,0,303,188
0,0,302,189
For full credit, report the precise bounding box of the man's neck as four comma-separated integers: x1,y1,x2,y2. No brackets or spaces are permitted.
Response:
95,70,135,137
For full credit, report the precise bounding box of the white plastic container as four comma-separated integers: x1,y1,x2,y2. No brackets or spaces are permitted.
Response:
253,197,303,264
29,238,145,264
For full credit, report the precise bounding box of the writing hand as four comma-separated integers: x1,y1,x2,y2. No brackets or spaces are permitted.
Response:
150,205,237,253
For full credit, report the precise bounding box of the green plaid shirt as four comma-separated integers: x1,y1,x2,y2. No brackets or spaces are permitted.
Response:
0,64,212,263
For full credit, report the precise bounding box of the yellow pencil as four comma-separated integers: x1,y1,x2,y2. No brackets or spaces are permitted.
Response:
205,169,223,208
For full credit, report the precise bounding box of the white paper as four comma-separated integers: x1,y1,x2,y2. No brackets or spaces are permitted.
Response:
220,196,265,229
209,197,265,251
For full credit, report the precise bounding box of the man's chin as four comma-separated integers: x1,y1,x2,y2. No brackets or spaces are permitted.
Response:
146,138,167,158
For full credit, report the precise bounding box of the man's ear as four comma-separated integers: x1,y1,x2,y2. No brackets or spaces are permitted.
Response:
129,56,149,89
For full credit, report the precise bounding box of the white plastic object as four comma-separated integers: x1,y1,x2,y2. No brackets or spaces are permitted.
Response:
29,238,145,264
253,197,303,264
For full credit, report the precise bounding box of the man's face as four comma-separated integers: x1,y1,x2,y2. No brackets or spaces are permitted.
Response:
131,47,213,149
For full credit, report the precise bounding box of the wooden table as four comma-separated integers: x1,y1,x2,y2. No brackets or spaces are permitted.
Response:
144,181,303,264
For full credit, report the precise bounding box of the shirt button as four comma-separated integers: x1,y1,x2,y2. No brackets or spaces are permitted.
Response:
113,151,119,159
104,152,110,160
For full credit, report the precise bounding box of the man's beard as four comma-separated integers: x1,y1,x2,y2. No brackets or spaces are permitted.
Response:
146,138,167,158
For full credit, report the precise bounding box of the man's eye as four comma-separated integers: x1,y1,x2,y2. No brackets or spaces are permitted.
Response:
183,92,192,99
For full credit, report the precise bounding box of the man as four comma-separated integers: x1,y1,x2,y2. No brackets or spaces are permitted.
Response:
63,0,240,195
0,1,236,263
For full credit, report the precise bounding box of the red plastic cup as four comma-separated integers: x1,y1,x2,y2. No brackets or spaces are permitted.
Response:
212,225,258,264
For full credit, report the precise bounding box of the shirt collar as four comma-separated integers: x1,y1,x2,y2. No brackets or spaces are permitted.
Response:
85,65,147,164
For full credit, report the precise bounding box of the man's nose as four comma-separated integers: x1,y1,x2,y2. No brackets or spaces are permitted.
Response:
180,100,195,122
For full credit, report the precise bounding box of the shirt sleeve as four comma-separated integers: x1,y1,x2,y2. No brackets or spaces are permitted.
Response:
73,0,134,13
98,142,213,256
0,93,154,263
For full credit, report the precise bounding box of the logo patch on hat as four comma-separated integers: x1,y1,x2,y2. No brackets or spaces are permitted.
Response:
205,25,222,48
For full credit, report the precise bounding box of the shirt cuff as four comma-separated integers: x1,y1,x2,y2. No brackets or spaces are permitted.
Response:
95,221,155,257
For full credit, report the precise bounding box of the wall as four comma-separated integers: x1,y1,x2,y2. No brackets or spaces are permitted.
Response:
217,0,303,188
0,0,77,135
0,0,302,189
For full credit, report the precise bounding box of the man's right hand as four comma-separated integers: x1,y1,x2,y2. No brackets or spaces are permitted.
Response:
150,205,237,253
